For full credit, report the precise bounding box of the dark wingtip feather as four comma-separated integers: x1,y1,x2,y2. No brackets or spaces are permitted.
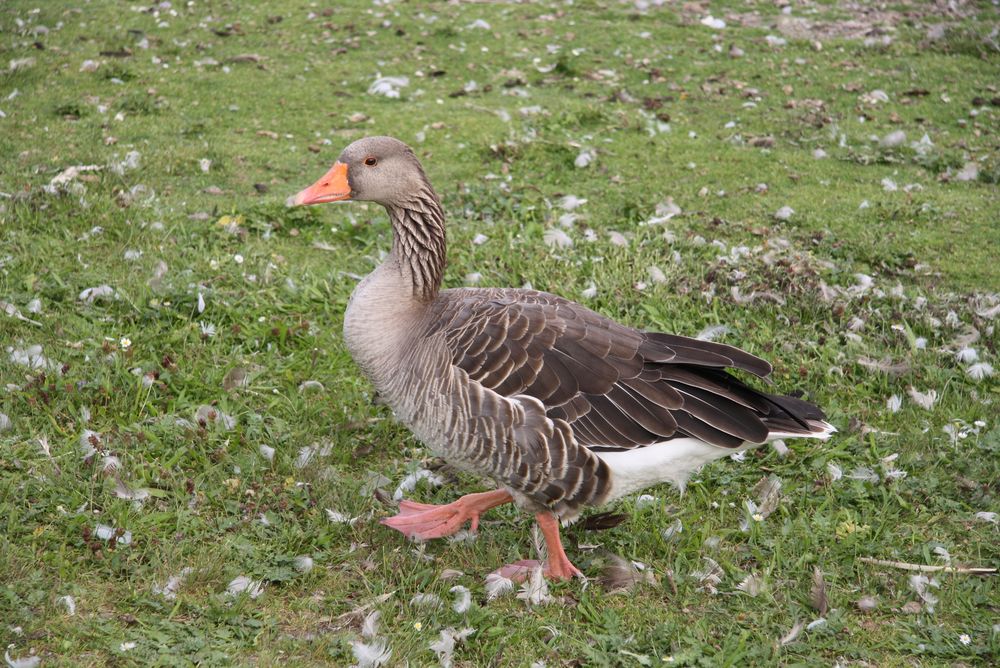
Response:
642,332,773,377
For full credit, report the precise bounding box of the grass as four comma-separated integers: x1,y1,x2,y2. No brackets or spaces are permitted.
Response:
1,0,998,665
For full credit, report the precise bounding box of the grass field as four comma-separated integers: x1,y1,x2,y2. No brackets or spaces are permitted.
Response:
1,1,998,665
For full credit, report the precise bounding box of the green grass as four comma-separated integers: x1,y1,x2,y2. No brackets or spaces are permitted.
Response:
1,1,998,666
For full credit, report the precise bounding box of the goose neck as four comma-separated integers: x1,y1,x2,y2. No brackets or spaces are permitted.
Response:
385,195,447,302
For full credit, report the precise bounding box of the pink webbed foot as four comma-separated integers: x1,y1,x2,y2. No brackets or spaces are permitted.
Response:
493,557,582,582
380,489,513,541
491,512,583,581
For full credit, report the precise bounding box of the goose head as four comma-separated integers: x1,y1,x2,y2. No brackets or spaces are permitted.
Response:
289,136,429,208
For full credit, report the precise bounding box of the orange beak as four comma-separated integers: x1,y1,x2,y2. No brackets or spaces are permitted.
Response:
289,162,351,206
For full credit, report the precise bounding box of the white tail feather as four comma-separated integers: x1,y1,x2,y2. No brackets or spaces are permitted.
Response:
596,421,836,502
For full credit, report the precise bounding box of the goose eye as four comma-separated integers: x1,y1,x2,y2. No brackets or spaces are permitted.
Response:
364,157,378,167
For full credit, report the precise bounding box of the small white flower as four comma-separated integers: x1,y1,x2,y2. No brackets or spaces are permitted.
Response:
959,633,971,646
233,254,244,264
199,322,217,337
119,337,132,349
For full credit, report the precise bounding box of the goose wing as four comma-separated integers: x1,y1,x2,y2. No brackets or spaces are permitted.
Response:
427,288,802,451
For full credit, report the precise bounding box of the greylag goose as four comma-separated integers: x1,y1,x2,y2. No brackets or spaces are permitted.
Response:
290,136,834,580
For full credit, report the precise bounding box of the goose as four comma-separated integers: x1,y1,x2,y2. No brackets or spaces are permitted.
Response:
290,136,834,580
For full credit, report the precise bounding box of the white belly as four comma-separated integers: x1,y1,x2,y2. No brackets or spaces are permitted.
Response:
596,438,746,500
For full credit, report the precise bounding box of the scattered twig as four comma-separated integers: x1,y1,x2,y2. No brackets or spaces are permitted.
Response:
859,557,996,574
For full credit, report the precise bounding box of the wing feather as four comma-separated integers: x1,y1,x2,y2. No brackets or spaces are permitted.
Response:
430,287,819,455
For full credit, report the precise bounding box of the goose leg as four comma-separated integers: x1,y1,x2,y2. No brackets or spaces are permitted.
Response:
493,512,582,581
380,489,513,540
